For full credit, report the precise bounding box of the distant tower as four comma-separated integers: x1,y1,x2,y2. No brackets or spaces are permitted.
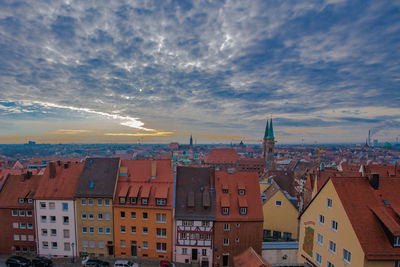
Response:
262,118,275,170
189,134,193,148
368,129,371,146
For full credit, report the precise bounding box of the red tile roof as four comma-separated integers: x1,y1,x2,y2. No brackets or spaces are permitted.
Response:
215,171,263,221
205,149,239,164
332,176,400,260
34,161,84,200
0,174,42,208
233,247,271,267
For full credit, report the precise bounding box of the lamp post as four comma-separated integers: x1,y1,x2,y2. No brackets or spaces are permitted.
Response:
71,242,75,263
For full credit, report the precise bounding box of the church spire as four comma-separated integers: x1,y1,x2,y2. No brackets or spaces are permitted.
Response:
264,119,269,139
267,118,274,139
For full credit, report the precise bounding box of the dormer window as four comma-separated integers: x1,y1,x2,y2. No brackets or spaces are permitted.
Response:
119,197,126,205
238,189,245,195
156,198,166,206
394,236,400,247
130,197,137,205
18,198,24,204
27,199,33,204
222,207,229,215
141,198,148,205
222,189,228,194
239,207,247,215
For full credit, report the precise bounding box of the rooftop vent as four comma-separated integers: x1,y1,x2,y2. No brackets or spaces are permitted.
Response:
383,199,390,207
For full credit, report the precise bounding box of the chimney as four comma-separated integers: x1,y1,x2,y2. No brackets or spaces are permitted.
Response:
151,161,156,179
26,171,32,179
49,162,56,179
57,160,62,166
369,173,379,190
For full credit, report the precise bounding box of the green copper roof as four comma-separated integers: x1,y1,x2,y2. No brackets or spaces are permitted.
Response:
264,119,269,139
267,118,274,139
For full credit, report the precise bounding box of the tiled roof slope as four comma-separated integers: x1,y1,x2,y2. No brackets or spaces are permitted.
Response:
75,158,120,197
316,169,361,192
233,246,271,267
34,161,84,200
205,149,239,164
175,166,216,220
0,174,42,208
115,160,174,209
332,176,400,260
215,171,263,221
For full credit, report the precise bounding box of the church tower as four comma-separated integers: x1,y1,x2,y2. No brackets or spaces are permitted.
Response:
262,118,275,170
189,134,193,148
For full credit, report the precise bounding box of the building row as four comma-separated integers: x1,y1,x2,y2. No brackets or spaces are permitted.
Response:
0,158,263,267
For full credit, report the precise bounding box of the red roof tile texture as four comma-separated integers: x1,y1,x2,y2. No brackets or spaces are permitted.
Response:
0,174,42,208
332,176,400,260
34,162,84,200
215,171,263,221
205,149,239,164
233,247,271,267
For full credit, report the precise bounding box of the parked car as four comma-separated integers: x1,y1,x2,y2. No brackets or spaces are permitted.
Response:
84,259,110,267
5,256,31,267
32,257,52,267
113,260,138,267
160,261,175,267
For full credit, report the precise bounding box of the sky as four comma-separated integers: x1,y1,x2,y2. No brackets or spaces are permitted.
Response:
0,0,399,144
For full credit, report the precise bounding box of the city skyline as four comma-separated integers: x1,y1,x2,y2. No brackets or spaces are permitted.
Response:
0,0,399,144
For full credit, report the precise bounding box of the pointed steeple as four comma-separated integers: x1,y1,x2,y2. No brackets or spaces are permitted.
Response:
190,134,193,146
267,118,274,139
264,119,269,139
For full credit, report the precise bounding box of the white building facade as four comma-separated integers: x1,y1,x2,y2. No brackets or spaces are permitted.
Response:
35,199,77,258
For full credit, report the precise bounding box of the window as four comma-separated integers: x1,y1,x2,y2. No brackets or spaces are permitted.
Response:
130,197,137,205
89,227,94,234
62,202,68,211
82,227,87,233
19,210,25,216
42,229,48,236
120,240,126,248
41,216,47,222
12,210,18,216
143,227,148,235
19,198,24,204
273,231,282,239
131,226,136,234
63,216,69,225
88,213,94,220
331,220,338,231
106,227,111,234
222,189,228,194
40,202,46,209
50,229,56,236
224,224,230,231
156,242,167,252
81,199,86,206
316,253,322,265
202,221,208,227
26,210,32,217
50,216,56,223
63,229,69,238
28,235,34,241
49,202,55,209
275,200,282,206
120,211,125,219
89,241,95,248
13,222,19,229
206,234,211,240
20,235,26,241
222,207,229,215
28,198,33,204
343,249,351,264
20,223,26,229
42,242,48,249
329,240,336,254
98,213,103,220
394,236,400,247
239,207,247,215
156,213,167,223
143,212,148,220
182,248,187,255
143,241,148,249
98,227,104,234
157,228,167,238
327,262,334,267
88,198,93,206
105,213,111,220
202,249,207,256
183,220,193,226
82,212,87,220
141,198,148,205
14,234,20,241
64,242,71,251
180,232,187,239
51,242,57,249
105,199,110,206
223,238,229,246
327,198,333,208
238,189,245,195
235,238,240,243
97,198,102,206
319,214,325,225
99,241,104,249
131,212,136,219
283,232,292,240
121,225,126,233
156,198,167,206
82,240,88,248
119,197,126,204
317,233,323,245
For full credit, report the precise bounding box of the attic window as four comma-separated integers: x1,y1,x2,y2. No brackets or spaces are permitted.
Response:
238,189,245,196
239,207,247,215
119,197,126,205
222,189,229,194
141,198,149,205
394,236,400,247
89,181,95,189
27,199,33,204
222,207,229,215
130,197,137,205
156,198,167,206
18,198,24,204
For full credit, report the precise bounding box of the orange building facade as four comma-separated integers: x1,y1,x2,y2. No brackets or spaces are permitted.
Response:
113,160,174,261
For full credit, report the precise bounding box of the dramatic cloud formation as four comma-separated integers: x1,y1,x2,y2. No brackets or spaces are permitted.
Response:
0,0,399,144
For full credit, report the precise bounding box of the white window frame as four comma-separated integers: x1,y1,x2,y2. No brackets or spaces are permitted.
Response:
343,249,351,264
275,200,282,207
329,240,336,254
327,198,333,208
316,253,322,265
223,238,229,246
156,213,167,223
12,210,18,216
224,224,230,231
331,220,338,232
317,233,323,245
222,207,229,215
319,214,325,225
